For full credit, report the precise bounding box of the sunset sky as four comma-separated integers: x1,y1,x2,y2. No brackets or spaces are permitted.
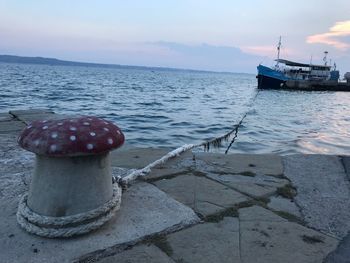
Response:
0,0,349,73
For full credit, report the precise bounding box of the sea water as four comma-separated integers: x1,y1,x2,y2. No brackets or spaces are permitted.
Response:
1,62,350,155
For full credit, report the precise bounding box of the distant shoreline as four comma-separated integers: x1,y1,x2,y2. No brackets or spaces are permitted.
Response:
0,54,249,75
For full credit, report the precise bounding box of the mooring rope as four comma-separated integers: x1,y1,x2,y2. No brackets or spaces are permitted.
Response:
17,184,122,238
17,87,260,238
120,88,260,186
225,88,260,154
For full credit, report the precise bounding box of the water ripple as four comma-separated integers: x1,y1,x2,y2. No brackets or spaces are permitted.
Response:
1,62,350,155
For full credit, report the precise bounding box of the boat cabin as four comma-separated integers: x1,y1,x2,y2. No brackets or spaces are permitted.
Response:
275,59,333,81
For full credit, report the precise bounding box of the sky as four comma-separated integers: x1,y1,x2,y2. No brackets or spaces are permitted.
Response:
0,0,349,73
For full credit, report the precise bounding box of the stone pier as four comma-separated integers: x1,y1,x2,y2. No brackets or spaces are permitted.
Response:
0,109,349,262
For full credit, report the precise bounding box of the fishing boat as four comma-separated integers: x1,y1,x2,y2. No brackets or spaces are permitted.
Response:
256,37,350,91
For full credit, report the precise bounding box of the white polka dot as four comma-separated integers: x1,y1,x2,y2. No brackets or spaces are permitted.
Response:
57,122,63,126
116,130,121,135
83,122,90,126
34,140,40,146
103,127,109,132
87,118,93,121
87,143,94,150
70,135,76,141
26,125,32,129
103,121,109,125
69,126,77,131
107,138,113,144
90,132,96,136
42,125,48,130
50,144,57,152
41,120,48,123
69,119,74,122
51,132,58,139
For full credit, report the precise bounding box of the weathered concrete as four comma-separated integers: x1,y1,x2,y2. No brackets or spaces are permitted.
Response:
110,148,173,169
239,206,339,263
341,156,350,181
97,244,175,263
14,113,69,124
110,147,194,181
0,134,34,176
0,109,71,134
9,109,54,117
284,155,350,238
2,110,349,263
153,174,250,217
166,217,240,263
324,232,350,263
268,196,302,218
0,181,199,263
239,205,287,222
204,172,289,198
8,109,74,124
0,113,14,122
27,153,113,216
145,151,194,181
195,153,284,176
0,120,26,133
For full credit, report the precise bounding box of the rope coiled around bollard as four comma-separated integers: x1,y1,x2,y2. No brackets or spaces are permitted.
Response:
17,89,260,238
17,184,122,238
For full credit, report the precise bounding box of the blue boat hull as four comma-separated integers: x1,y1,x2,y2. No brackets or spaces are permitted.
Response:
256,74,286,89
256,65,288,89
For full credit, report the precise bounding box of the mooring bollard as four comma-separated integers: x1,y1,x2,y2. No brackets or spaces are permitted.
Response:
16,116,125,238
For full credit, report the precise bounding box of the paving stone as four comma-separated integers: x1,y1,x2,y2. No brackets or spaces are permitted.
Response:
9,109,54,116
239,206,339,263
153,174,250,217
0,113,14,122
239,205,287,222
195,153,284,176
166,217,240,263
268,196,302,218
205,172,289,198
0,120,25,134
16,113,70,124
0,134,34,170
110,148,174,169
97,244,175,263
284,155,350,238
0,183,200,263
146,151,194,181
324,231,350,263
341,156,350,182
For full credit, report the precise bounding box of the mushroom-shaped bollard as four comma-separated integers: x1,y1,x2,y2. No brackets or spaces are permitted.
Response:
16,116,125,238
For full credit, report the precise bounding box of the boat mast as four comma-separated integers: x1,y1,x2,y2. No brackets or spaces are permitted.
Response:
275,36,282,68
323,51,328,66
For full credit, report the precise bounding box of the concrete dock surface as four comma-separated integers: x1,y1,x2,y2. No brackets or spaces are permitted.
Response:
0,109,349,262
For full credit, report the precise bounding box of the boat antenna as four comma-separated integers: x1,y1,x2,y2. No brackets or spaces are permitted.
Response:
323,51,328,66
276,36,282,67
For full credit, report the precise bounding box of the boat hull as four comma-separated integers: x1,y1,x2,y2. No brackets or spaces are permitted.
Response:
256,64,288,90
256,74,286,89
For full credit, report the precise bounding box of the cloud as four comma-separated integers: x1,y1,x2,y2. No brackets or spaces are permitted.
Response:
150,42,264,73
307,20,350,50
241,45,296,58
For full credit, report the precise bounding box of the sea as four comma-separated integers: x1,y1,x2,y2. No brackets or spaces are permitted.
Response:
1,62,350,155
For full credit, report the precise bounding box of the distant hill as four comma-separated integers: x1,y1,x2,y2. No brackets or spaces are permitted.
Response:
0,54,125,68
0,54,222,73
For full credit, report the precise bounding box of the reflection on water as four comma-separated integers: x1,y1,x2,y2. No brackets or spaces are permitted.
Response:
1,62,350,155
232,90,350,155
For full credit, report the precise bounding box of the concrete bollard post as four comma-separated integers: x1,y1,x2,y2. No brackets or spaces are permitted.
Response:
17,116,125,237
